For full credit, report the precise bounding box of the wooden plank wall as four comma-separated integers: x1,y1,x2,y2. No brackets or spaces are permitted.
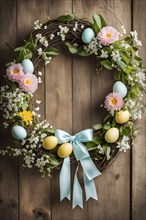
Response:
0,0,145,220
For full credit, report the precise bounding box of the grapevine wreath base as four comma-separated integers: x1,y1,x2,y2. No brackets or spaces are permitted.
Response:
0,14,145,208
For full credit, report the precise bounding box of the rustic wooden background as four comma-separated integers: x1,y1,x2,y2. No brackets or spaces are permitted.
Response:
0,0,145,220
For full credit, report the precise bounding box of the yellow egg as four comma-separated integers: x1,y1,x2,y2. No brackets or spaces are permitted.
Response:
105,127,119,143
42,136,58,150
115,110,130,124
57,143,73,158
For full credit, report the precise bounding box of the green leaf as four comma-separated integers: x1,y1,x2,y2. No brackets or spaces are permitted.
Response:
116,60,127,69
57,14,76,23
22,102,28,110
100,60,112,70
123,66,132,74
92,14,107,33
49,154,60,167
93,124,102,130
99,14,107,27
120,126,132,136
103,114,111,123
5,62,13,67
46,47,60,56
121,53,130,65
24,49,33,59
14,46,24,52
103,145,111,160
48,129,55,134
93,136,102,144
65,42,78,54
114,71,121,80
26,41,37,51
77,47,90,56
103,123,111,130
86,142,98,151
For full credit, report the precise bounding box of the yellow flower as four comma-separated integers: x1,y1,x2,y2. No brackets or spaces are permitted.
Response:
19,110,33,125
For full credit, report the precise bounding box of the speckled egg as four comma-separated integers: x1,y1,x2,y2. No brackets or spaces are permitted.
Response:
113,81,127,98
57,143,73,158
82,28,95,44
21,59,34,74
105,127,119,143
115,110,130,124
42,136,58,150
11,125,27,140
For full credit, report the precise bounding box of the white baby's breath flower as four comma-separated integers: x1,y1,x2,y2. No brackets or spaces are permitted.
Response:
37,48,43,55
36,100,41,104
35,107,40,111
117,136,130,152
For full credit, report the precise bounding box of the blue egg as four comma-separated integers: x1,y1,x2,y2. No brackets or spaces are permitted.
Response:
11,125,27,140
113,81,127,98
82,28,95,44
21,59,34,74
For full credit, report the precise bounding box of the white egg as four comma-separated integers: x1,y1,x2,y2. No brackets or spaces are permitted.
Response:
21,59,34,74
113,81,127,98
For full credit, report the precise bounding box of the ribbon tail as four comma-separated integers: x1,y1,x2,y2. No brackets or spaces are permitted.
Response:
72,166,83,209
60,157,71,201
83,171,98,201
80,157,102,180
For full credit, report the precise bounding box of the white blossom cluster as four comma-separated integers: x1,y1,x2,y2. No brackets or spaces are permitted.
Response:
35,155,50,169
130,30,142,47
135,69,146,90
57,25,69,41
50,33,55,40
0,87,31,128
128,68,146,90
100,50,108,58
20,120,51,170
125,98,143,120
97,144,104,154
120,41,131,50
117,136,131,152
111,50,121,62
34,20,42,30
83,38,102,55
37,48,52,65
36,33,49,47
73,22,78,32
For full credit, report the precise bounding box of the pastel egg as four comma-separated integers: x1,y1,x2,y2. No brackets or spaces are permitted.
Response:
21,59,34,74
113,81,127,98
105,127,119,143
82,28,95,44
42,136,58,150
57,143,73,158
11,125,27,140
115,110,130,124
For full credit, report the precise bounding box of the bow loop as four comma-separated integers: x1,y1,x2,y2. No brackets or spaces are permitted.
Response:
75,129,93,142
55,129,71,144
55,128,101,209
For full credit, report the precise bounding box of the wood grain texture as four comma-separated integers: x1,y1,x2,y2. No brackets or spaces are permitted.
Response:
0,0,146,220
74,1,131,220
45,1,73,220
132,1,146,220
0,1,19,220
17,1,52,219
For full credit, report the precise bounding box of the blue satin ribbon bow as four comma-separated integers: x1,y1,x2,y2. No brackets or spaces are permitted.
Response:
55,129,101,209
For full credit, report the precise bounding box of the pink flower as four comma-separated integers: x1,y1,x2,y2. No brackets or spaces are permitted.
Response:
97,26,119,46
104,92,124,111
19,73,38,94
6,63,25,82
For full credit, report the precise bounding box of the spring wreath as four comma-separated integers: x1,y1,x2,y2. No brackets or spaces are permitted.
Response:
0,14,145,208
